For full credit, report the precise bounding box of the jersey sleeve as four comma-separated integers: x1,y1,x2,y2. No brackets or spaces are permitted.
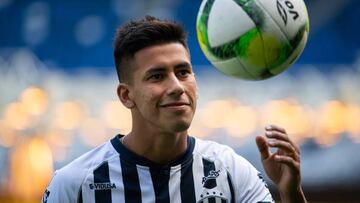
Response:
41,170,82,203
224,147,274,203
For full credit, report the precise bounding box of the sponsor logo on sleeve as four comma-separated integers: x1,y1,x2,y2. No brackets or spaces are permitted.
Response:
89,182,117,190
42,189,50,203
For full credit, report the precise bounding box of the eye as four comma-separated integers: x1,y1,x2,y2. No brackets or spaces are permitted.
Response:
148,73,163,81
177,69,191,78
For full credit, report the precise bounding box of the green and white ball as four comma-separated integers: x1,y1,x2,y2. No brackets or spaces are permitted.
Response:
196,0,310,80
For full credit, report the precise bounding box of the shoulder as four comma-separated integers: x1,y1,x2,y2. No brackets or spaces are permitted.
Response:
192,137,273,202
193,137,250,167
44,140,119,202
58,140,118,182
192,137,257,179
193,137,232,155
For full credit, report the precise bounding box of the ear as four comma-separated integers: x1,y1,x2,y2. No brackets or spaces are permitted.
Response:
117,83,135,109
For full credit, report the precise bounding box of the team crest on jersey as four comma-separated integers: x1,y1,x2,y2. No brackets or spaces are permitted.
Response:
197,195,228,203
202,169,220,188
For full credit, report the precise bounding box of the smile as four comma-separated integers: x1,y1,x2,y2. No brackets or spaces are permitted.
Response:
159,102,190,108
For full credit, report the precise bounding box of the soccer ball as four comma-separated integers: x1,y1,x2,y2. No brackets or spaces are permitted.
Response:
196,0,309,80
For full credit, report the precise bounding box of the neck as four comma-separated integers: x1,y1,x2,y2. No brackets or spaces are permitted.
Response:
122,128,188,165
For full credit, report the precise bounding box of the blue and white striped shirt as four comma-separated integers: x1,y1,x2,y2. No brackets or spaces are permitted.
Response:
42,135,274,203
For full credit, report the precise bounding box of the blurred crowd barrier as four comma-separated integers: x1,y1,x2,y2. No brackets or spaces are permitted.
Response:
0,50,360,202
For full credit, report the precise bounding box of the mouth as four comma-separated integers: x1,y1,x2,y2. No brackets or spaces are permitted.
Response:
159,102,191,108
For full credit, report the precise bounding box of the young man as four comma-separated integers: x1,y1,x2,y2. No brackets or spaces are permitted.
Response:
43,16,307,203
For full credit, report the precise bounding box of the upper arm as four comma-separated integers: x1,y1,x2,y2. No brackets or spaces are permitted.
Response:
41,170,81,203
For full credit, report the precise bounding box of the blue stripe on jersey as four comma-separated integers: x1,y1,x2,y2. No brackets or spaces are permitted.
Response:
120,158,142,203
227,172,235,203
180,158,196,203
202,158,217,189
77,187,83,203
150,167,170,203
93,161,112,203
208,196,216,203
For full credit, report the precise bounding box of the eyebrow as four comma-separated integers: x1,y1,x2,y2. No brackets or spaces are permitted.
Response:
145,67,167,75
145,62,192,75
174,61,192,69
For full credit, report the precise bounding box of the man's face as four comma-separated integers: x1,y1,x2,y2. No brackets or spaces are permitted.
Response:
126,42,197,134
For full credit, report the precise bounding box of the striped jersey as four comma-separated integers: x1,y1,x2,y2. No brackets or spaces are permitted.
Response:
42,135,274,203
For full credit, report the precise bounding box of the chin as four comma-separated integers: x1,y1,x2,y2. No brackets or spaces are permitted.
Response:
169,121,191,133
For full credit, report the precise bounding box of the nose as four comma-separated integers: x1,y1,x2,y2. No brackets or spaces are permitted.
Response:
167,73,185,96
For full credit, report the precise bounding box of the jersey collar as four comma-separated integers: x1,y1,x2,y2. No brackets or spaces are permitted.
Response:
110,134,195,169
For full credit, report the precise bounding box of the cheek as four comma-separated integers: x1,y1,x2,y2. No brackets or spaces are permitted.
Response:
185,83,198,105
188,81,198,97
139,87,161,105
191,87,197,100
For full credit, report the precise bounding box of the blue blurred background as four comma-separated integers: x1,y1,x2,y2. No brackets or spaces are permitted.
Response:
1,0,360,70
0,0,360,202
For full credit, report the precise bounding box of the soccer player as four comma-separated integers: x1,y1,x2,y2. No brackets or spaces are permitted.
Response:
42,16,307,203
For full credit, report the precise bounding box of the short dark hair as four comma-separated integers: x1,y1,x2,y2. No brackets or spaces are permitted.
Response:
113,15,189,83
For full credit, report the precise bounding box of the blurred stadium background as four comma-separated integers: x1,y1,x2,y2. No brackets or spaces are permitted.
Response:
1,0,360,202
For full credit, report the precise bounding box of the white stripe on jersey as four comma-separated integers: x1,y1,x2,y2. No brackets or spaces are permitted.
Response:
168,165,181,202
192,152,205,199
137,165,156,202
108,156,125,203
81,171,94,203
